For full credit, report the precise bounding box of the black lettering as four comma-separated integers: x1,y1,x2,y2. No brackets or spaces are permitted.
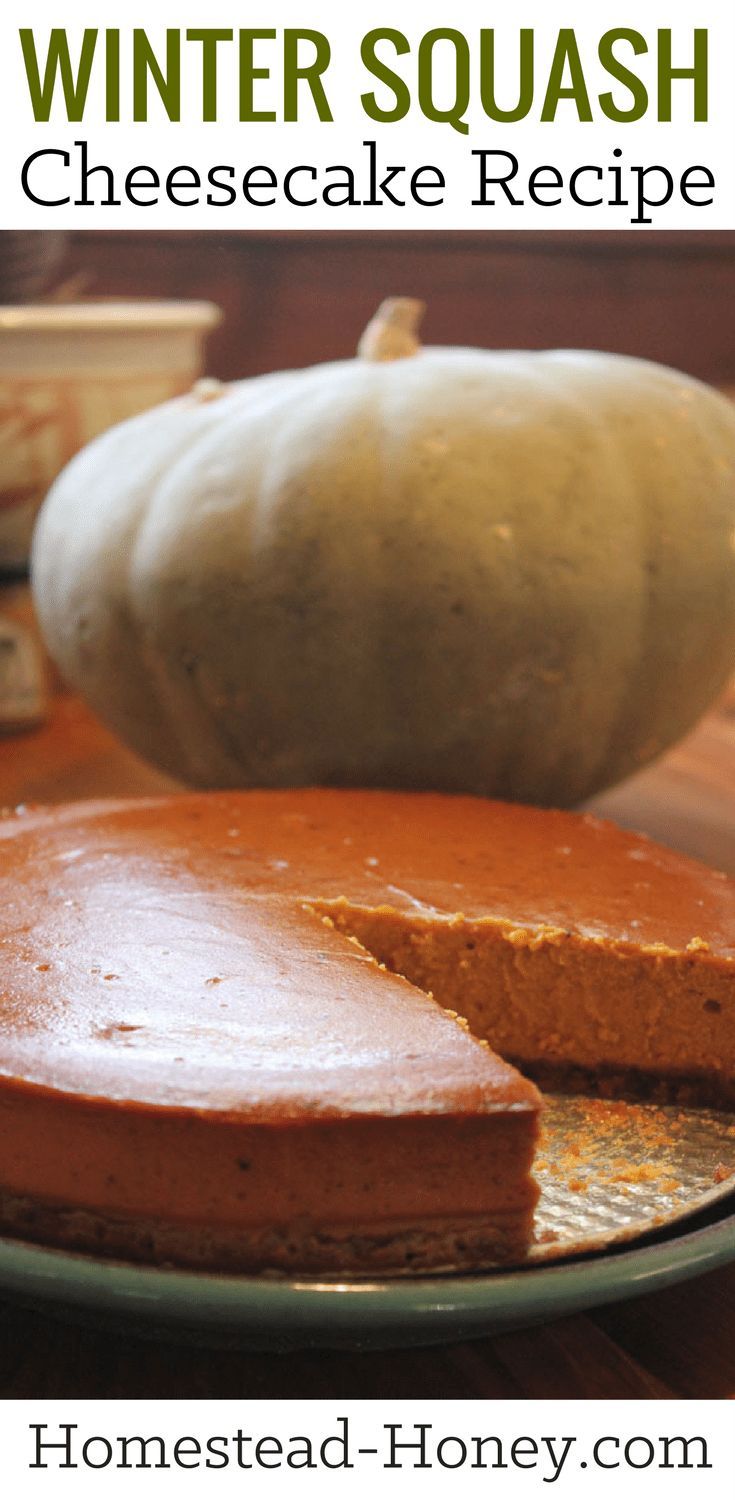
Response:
234,1431,253,1469
174,1436,201,1468
528,165,563,205
511,1437,538,1469
542,1437,575,1484
624,1437,655,1470
256,1437,282,1468
29,1424,77,1469
119,1435,168,1468
410,164,445,206
205,1436,230,1469
21,148,70,207
125,164,159,206
569,165,603,206
385,1424,431,1469
75,138,120,206
287,1437,316,1469
82,1437,113,1470
437,1436,467,1469
321,1419,352,1470
609,146,628,205
472,1436,506,1469
242,164,277,206
206,164,236,206
680,165,714,206
322,165,357,207
364,139,406,206
660,1436,711,1470
631,162,673,224
471,150,523,206
166,165,200,206
284,164,318,206
593,1437,620,1470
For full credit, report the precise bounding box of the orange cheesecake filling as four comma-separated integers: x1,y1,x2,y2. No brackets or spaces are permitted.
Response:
0,787,733,1271
317,902,735,1102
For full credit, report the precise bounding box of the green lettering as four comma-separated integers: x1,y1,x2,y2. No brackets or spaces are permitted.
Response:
658,28,707,121
105,31,120,123
480,28,534,123
360,29,410,123
186,30,233,122
599,30,648,122
132,29,181,122
239,30,276,122
418,29,470,135
20,27,98,122
541,29,593,122
283,30,332,121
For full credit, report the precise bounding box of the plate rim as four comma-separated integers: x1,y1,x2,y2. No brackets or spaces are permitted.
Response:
1,1207,734,1345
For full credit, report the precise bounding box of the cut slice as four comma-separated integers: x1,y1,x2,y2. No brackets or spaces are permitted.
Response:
316,900,735,1105
302,795,735,1105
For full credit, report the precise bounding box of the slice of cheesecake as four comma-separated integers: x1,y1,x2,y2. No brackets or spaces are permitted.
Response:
299,792,735,1105
0,787,732,1274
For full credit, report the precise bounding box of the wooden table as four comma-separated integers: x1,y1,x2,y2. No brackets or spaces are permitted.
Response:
1,688,735,1399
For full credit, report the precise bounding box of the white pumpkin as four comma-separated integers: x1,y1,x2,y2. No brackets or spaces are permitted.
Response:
31,300,735,804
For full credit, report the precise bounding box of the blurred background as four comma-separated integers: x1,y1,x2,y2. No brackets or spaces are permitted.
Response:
1,227,733,759
1,229,733,388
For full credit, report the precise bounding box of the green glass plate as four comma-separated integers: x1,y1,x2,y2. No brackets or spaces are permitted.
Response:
0,1206,733,1351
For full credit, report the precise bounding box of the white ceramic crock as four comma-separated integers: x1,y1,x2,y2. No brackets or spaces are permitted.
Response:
0,300,221,570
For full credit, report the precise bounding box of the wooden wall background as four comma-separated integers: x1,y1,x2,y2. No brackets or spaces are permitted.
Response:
53,231,735,390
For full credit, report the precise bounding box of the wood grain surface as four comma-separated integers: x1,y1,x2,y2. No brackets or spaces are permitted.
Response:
0,665,734,1398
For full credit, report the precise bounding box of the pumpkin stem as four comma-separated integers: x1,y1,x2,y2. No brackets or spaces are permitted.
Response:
357,298,425,362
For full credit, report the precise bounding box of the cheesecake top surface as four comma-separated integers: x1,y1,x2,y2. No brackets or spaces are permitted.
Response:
0,790,544,1118
0,788,732,1114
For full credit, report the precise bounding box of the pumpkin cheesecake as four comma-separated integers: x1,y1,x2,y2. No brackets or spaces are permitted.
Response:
0,788,733,1274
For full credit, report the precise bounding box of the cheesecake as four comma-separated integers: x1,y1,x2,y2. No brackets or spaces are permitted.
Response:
0,788,733,1274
